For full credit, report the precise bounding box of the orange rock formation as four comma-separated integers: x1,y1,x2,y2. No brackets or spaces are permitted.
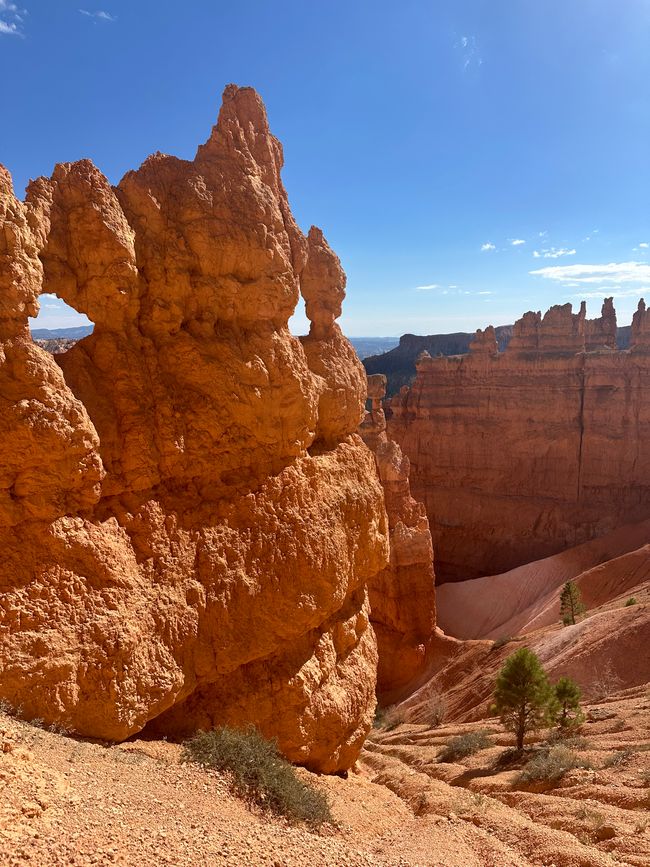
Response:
0,86,390,772
389,299,650,581
360,374,436,701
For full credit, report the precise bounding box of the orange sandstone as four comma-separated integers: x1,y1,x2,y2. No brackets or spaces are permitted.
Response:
0,86,389,772
389,299,650,581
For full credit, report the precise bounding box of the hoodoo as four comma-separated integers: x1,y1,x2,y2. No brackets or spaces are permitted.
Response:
360,374,436,700
388,299,650,581
0,86,390,772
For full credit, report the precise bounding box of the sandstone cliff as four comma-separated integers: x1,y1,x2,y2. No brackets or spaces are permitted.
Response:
0,85,389,772
359,374,436,701
388,299,650,582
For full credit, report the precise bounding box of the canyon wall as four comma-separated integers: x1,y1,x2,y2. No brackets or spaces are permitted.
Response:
359,375,436,702
0,85,390,772
388,300,650,582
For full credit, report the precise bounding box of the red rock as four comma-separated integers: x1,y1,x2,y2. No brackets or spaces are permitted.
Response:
0,85,389,772
360,374,436,700
389,299,650,581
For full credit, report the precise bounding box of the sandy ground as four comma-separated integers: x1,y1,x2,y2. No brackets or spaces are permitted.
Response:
1,680,648,866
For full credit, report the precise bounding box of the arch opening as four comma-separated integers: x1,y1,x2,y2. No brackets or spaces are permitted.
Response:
29,294,94,353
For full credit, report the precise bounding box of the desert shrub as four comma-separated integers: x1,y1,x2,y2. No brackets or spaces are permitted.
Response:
603,748,634,768
493,648,556,750
491,636,513,651
380,704,407,730
407,688,447,728
587,661,623,701
182,726,332,825
439,730,492,762
546,730,590,750
625,597,638,606
519,746,591,783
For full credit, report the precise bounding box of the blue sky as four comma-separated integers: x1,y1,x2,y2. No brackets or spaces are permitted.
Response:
2,0,649,336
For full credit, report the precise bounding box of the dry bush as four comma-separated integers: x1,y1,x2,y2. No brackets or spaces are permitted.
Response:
439,730,492,763
406,691,448,728
587,661,623,701
603,748,634,768
519,746,591,783
183,726,332,826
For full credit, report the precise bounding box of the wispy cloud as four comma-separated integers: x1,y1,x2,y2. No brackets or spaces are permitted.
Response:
567,288,650,301
0,0,24,36
531,261,650,285
509,239,526,246
79,9,116,21
413,283,495,298
532,247,576,259
481,242,496,252
457,34,483,71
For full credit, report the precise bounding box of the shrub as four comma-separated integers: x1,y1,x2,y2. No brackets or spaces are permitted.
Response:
491,636,513,651
546,731,590,750
182,726,332,825
519,746,590,783
493,648,556,750
405,684,449,728
560,580,586,626
625,597,638,607
439,730,492,762
603,748,634,768
554,676,584,729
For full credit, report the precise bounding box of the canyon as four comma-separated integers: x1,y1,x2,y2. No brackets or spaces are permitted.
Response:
387,299,650,581
2,82,650,867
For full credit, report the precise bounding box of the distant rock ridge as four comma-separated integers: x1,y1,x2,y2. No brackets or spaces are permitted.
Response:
359,374,436,702
364,317,634,397
0,85,390,772
388,298,650,583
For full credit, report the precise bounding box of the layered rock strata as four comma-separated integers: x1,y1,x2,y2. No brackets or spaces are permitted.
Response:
360,375,436,700
389,299,650,582
0,86,389,772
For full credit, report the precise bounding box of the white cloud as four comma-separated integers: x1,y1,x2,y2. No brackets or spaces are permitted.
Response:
567,288,650,300
531,261,650,285
509,239,525,246
532,247,576,259
0,0,22,35
415,283,443,291
457,34,483,71
79,9,115,20
481,242,496,252
639,242,649,249
477,290,494,295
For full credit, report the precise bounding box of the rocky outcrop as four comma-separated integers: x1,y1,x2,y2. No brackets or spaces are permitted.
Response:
360,375,436,700
389,299,650,582
0,85,389,772
363,327,514,397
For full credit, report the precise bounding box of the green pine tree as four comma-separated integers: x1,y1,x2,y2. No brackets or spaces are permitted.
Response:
554,676,584,729
493,648,556,751
559,580,586,626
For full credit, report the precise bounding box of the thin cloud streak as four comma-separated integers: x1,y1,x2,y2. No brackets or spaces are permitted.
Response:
531,262,650,285
79,9,116,21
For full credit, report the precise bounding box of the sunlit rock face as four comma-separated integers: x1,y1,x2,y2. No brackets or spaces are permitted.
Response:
389,299,650,582
0,85,389,773
360,374,436,701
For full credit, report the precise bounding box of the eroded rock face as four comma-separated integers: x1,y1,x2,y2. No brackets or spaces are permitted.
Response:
0,85,389,772
389,299,650,582
360,375,436,700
